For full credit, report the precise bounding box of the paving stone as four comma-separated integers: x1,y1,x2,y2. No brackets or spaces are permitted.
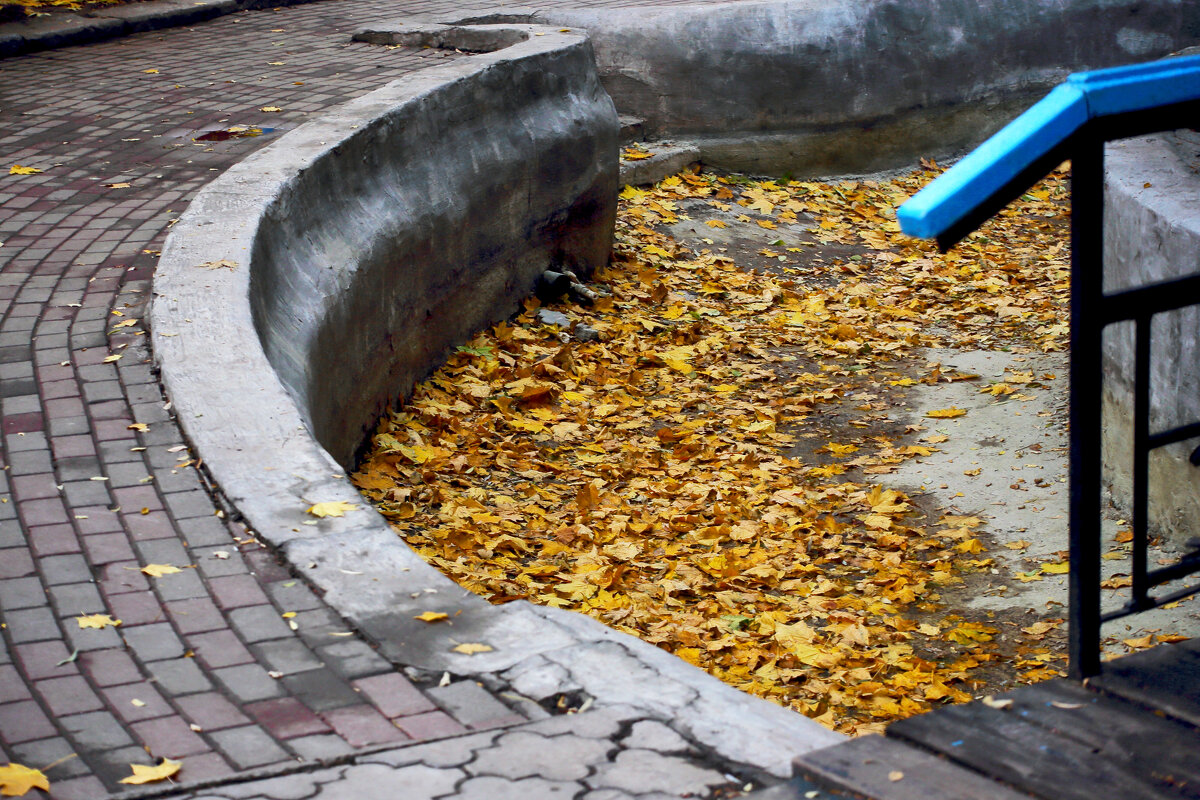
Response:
64,621,124,652
38,775,107,800
47,581,106,616
122,622,186,661
393,709,468,741
35,674,105,715
315,639,393,681
188,629,256,669
320,704,410,747
4,606,62,643
286,733,356,762
584,749,729,796
154,568,209,601
79,648,141,687
0,576,46,609
146,656,215,695
212,663,286,703
428,680,517,728
177,692,253,732
134,536,190,566
248,638,325,676
209,573,271,610
81,532,136,565
0,699,56,743
165,596,226,634
10,735,93,779
59,709,137,751
280,668,361,712
102,681,173,723
455,775,584,800
0,664,31,704
40,554,93,585
108,590,167,626
352,672,435,718
208,725,291,770
131,714,211,756
468,731,611,781
0,547,35,579
193,546,249,578
229,604,295,643
245,696,331,739
621,719,693,754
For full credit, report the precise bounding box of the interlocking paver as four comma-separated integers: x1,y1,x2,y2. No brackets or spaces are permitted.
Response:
0,0,735,795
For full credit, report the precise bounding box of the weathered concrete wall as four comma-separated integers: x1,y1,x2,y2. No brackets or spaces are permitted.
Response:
152,24,841,774
449,0,1200,175
1103,133,1200,545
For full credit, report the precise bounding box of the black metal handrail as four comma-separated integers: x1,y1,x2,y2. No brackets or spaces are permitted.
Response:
897,55,1200,677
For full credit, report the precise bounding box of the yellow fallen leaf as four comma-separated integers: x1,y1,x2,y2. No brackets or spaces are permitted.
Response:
281,611,297,619
0,763,49,797
963,468,981,476
1122,633,1155,650
452,642,493,654
128,423,149,432
888,771,904,782
705,219,727,228
119,758,182,785
260,106,283,112
142,68,159,73
926,407,967,419
306,500,357,518
103,354,122,363
1005,540,1031,550
8,165,42,175
141,564,182,578
77,614,121,629
414,611,449,623
1040,561,1069,574
104,182,131,189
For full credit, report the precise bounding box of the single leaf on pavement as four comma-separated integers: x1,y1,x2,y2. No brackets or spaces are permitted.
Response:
414,611,449,623
926,407,967,419
306,501,357,518
452,643,493,655
119,758,182,785
141,564,182,578
77,614,121,629
8,165,42,176
0,763,49,796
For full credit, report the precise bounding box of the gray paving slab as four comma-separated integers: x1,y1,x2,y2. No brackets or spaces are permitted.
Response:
0,0,841,796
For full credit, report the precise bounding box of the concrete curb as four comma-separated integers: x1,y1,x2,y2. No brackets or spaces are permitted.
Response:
0,0,324,58
1102,133,1200,546
152,21,840,779
445,0,1200,176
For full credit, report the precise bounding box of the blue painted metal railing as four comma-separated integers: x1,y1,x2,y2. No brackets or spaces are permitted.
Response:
897,54,1200,678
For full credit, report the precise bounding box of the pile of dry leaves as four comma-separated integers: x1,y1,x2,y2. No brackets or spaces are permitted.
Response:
352,164,1072,734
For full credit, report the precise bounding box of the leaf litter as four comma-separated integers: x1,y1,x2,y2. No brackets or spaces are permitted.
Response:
353,164,1075,734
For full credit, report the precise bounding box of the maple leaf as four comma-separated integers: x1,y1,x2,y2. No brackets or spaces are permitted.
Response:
925,407,967,419
119,758,182,785
414,611,449,623
0,763,49,796
77,613,121,629
141,564,182,578
306,500,357,518
8,165,42,175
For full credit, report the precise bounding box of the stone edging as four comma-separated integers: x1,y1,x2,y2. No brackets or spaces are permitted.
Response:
152,21,841,778
1102,134,1200,545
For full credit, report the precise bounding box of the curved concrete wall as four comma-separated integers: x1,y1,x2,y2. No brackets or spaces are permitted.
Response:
450,0,1200,175
152,23,841,775
1103,133,1200,544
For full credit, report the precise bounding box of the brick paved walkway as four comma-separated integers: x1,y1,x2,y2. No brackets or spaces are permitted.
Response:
0,3,734,796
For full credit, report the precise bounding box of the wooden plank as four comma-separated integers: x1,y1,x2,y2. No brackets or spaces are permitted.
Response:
1091,639,1200,729
887,690,1195,800
793,735,1034,800
1003,680,1200,790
